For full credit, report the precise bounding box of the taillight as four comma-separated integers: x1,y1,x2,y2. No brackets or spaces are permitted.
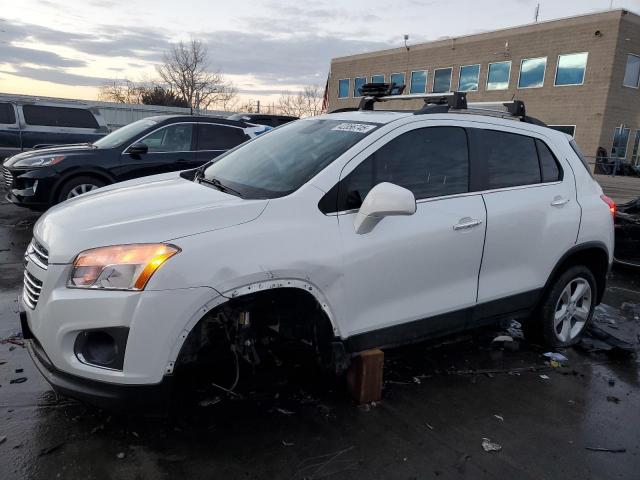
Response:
600,194,616,217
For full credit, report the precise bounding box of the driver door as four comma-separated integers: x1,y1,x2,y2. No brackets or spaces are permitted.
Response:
335,123,486,348
117,122,197,180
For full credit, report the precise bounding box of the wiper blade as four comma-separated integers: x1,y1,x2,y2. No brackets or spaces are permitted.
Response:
199,177,243,198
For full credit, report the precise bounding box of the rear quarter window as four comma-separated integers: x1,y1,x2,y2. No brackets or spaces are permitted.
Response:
23,105,99,129
0,103,16,124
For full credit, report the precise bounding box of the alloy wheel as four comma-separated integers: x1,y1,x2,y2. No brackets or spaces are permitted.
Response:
553,277,592,342
67,184,100,199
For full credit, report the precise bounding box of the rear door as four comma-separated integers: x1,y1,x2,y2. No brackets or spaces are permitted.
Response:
117,122,196,180
195,123,250,163
472,126,580,321
334,123,487,346
0,102,20,158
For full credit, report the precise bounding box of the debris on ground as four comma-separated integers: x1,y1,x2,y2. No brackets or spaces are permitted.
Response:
275,408,295,415
481,438,502,452
281,440,294,447
38,442,64,457
494,414,504,422
0,333,25,348
607,395,621,403
198,397,221,408
425,423,434,430
506,319,524,339
491,335,519,351
608,377,615,387
543,352,569,363
116,452,126,459
0,436,6,445
15,368,23,373
539,375,550,380
579,305,638,357
9,377,27,384
585,446,626,453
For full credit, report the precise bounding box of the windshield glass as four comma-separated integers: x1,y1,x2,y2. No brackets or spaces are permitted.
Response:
202,118,380,198
93,118,159,149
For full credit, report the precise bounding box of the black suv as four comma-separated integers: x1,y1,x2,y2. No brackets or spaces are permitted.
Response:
2,115,267,209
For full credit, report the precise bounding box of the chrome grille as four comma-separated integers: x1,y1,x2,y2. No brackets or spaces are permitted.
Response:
23,270,43,309
2,167,12,190
26,238,49,269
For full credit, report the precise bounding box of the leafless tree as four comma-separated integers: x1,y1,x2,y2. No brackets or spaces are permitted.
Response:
277,85,323,117
157,39,228,110
209,82,239,111
97,78,146,104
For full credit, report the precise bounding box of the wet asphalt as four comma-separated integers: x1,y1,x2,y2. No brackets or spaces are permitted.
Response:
0,194,639,480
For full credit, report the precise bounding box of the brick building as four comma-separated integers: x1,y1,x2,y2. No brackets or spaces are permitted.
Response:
327,9,640,167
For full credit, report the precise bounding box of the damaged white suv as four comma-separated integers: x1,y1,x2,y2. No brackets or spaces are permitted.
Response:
20,91,614,409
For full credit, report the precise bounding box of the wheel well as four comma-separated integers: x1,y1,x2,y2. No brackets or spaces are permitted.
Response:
175,288,336,371
51,171,113,203
546,245,609,304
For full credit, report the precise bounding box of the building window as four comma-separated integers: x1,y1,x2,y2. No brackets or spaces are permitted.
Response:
338,79,350,98
458,64,480,92
390,72,406,95
611,126,631,159
548,125,576,137
555,52,588,86
371,74,385,83
433,67,452,93
631,130,640,165
354,77,367,97
486,61,511,90
518,57,547,89
623,54,640,88
410,70,428,94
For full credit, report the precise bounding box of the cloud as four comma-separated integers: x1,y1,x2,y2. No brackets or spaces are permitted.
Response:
3,66,108,86
0,43,87,68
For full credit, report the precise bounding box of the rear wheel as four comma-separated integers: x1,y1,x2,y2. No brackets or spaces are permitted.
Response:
526,265,596,348
57,176,106,203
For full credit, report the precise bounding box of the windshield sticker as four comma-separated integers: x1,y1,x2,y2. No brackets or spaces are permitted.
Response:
331,123,377,133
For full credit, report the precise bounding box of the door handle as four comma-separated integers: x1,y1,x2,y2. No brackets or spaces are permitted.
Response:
453,218,483,230
551,196,570,207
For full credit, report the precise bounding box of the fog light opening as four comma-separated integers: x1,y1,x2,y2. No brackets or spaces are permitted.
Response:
74,328,129,370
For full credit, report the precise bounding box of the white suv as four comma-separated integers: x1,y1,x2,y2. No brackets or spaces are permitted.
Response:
19,93,615,409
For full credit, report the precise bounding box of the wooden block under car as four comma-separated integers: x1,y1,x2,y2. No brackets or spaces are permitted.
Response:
347,348,384,404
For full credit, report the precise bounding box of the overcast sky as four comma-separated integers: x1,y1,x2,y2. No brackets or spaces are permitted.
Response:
1,0,639,104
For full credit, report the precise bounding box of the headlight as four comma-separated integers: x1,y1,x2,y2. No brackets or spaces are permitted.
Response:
68,244,180,291
14,155,65,168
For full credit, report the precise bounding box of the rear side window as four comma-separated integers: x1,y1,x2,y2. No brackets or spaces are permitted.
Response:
23,105,99,128
337,127,469,210
197,124,249,150
0,103,16,124
535,139,561,182
477,129,540,189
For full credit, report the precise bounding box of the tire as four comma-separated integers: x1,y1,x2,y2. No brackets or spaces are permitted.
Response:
526,265,596,348
57,176,106,204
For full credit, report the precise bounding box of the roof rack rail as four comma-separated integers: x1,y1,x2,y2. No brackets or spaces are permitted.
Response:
355,83,546,126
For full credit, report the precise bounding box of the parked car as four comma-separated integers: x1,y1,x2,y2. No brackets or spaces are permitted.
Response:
0,97,109,159
227,113,298,127
19,91,614,410
614,196,640,267
2,115,268,209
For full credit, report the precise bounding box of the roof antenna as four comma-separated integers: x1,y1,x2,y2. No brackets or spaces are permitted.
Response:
534,3,540,22
403,34,410,51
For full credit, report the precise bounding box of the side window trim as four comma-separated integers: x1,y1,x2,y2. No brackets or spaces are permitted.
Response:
124,122,197,154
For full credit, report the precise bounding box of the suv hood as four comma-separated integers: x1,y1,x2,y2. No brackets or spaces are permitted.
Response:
4,144,97,166
34,172,268,264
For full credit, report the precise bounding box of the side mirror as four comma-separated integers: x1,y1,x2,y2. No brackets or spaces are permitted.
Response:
128,142,148,155
353,182,416,234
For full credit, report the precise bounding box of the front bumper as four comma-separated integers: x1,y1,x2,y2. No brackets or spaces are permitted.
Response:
21,310,173,411
2,166,58,208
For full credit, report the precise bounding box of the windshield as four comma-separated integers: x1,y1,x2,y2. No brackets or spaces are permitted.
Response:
93,118,159,149
202,118,380,198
